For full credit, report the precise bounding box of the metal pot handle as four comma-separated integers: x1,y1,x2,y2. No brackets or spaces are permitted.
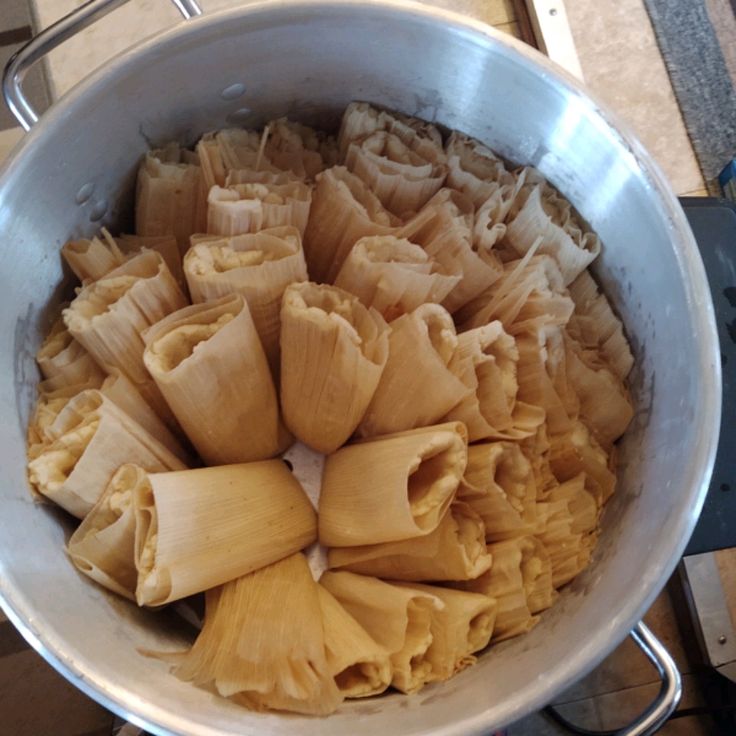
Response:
2,0,202,130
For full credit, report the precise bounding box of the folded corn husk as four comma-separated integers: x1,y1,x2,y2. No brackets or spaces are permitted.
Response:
459,441,536,541
445,322,544,441
63,250,187,419
302,166,399,283
27,390,185,518
398,188,503,313
444,131,518,212
327,501,490,581
320,571,444,694
280,282,389,453
207,181,312,237
67,463,144,600
167,553,343,715
536,475,598,588
317,586,392,698
134,461,317,606
564,335,634,448
197,128,270,190
549,421,616,506
519,423,558,501
337,102,444,163
183,226,308,371
117,234,185,290
358,303,470,438
263,118,337,179
334,236,460,320
455,535,554,640
345,131,448,218
135,143,207,256
143,294,287,465
62,229,126,283
401,583,496,678
515,324,578,437
319,422,467,546
567,270,634,380
505,181,601,285
36,316,105,388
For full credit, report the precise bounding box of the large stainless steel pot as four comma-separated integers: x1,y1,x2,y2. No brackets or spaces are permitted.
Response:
0,1,721,734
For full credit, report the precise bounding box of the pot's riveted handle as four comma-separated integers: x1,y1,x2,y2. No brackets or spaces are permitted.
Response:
2,0,202,131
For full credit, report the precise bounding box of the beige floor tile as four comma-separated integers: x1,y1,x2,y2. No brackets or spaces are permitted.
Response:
565,0,705,196
0,648,113,735
553,586,694,703
0,127,24,164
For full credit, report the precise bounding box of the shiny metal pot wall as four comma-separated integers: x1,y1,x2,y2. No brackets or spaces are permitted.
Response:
0,1,720,734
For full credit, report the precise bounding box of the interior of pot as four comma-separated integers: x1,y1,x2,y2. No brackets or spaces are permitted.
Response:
0,2,719,735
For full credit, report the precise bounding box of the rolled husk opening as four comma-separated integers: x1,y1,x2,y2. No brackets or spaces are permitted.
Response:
183,226,308,371
319,422,467,546
143,294,287,465
459,441,536,541
334,235,460,320
505,183,601,285
263,117,336,179
117,234,185,290
345,131,447,218
166,553,343,715
302,166,399,283
445,321,545,441
317,586,392,698
401,583,497,678
67,463,144,600
133,461,317,605
358,303,470,438
27,390,185,518
206,181,312,237
36,316,105,388
327,501,490,581
280,282,389,453
135,143,207,256
319,570,444,694
61,229,125,283
63,250,188,419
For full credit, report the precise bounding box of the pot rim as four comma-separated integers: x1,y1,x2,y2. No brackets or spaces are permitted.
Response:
0,1,721,734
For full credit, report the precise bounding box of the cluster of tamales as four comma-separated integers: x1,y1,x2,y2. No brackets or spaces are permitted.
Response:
26,103,634,715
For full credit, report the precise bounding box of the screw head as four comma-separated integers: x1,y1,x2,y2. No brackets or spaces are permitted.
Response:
550,7,558,15
718,635,727,644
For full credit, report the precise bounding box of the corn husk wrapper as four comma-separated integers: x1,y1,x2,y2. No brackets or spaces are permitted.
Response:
399,188,502,312
280,282,389,453
401,583,496,678
505,183,600,285
302,166,399,283
345,131,448,218
568,270,634,380
225,168,302,187
62,229,125,283
320,570,444,694
134,461,317,606
167,553,343,715
444,131,518,212
135,143,207,256
358,303,470,438
459,441,536,541
519,423,558,501
337,102,444,162
27,390,185,518
445,322,544,441
63,250,187,419
327,501,491,581
207,182,312,237
117,234,185,290
183,226,307,370
196,128,273,190
143,294,287,465
263,118,336,179
317,586,392,698
455,535,553,639
319,423,467,546
536,475,598,588
564,335,634,448
36,316,105,388
334,235,460,321
66,463,144,600
98,370,190,464
515,324,578,437
549,421,616,506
